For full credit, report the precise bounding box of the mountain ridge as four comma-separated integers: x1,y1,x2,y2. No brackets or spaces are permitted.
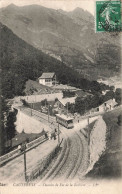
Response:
0,4,121,80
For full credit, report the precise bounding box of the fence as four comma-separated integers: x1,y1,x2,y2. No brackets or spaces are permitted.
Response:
0,149,20,164
0,130,59,166
0,135,46,165
26,135,46,149
26,145,60,181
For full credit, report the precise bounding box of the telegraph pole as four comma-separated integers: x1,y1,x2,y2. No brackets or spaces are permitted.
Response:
87,117,90,145
58,123,60,146
48,104,49,123
24,148,27,181
31,103,32,116
67,103,68,116
19,142,27,181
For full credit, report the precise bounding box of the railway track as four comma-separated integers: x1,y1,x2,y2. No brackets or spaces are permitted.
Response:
21,108,89,181
42,127,71,181
40,127,89,181
53,131,83,180
67,132,84,179
22,107,58,127
75,130,89,178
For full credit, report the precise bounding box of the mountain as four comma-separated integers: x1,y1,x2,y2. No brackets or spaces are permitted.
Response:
65,7,94,24
0,4,121,80
1,22,104,99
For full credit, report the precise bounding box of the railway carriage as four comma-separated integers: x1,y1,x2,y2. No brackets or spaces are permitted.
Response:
56,114,74,129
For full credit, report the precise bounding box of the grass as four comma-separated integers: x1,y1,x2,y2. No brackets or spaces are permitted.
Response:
24,79,56,95
86,107,122,179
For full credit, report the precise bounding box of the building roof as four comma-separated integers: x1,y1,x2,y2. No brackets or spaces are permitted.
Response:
75,90,92,98
56,114,73,121
39,72,55,79
58,97,76,106
52,84,80,91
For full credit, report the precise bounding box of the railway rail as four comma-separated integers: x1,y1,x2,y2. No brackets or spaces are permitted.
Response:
42,128,71,181
40,126,89,181
22,107,58,127
20,107,90,181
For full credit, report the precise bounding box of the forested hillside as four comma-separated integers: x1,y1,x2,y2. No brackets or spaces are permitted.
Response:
0,22,105,99
0,4,121,80
0,22,121,156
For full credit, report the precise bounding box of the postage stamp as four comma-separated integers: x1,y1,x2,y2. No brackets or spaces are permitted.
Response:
96,1,121,32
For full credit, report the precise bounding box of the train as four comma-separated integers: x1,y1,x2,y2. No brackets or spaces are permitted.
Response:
56,114,74,129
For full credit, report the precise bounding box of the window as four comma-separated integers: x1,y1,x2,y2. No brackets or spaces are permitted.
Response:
45,78,52,82
67,120,73,124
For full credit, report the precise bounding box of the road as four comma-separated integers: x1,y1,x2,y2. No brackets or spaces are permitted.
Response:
0,137,58,183
0,110,98,183
37,116,98,182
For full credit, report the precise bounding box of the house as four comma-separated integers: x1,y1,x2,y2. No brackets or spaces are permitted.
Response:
38,72,56,86
98,98,117,112
89,98,117,114
104,98,118,111
54,97,76,112
90,98,118,114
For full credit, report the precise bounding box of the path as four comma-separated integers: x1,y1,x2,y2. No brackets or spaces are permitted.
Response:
0,116,98,183
37,116,98,182
0,137,58,183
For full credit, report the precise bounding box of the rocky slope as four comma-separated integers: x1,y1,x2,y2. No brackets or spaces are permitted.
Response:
0,4,121,79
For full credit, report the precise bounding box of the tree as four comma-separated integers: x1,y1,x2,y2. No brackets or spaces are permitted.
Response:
115,88,122,105
110,86,115,91
103,91,115,102
74,97,86,115
66,102,75,114
63,90,75,98
0,97,9,155
90,94,100,108
6,109,17,148
117,114,122,126
41,99,48,106
90,81,102,94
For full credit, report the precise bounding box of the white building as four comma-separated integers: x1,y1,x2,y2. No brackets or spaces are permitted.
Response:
54,97,76,110
104,98,118,111
90,98,118,114
38,72,56,86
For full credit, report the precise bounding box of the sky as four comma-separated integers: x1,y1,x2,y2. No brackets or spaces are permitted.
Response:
0,0,96,15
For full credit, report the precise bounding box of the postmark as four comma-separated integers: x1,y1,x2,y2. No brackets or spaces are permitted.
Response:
96,1,121,32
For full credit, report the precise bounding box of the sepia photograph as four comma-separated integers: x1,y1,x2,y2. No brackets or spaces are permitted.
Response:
0,0,121,193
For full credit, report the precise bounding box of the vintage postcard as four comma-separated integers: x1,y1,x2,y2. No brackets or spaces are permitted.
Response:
0,0,121,194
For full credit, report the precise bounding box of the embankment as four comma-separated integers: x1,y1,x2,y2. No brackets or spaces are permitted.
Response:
15,110,50,133
86,108,122,178
86,116,107,174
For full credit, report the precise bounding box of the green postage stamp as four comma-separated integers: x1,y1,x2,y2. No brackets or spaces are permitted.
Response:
96,1,121,32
